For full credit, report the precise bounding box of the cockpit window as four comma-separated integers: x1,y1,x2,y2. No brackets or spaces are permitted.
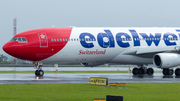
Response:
10,37,27,42
18,38,22,41
11,38,18,41
22,37,27,41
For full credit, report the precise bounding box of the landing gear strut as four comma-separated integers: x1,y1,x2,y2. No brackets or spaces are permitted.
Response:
132,65,154,75
34,62,44,76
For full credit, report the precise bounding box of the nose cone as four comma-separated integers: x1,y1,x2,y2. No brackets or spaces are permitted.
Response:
3,41,29,60
3,42,25,60
3,42,17,57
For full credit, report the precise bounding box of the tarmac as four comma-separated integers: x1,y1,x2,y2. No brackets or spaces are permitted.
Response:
0,67,179,84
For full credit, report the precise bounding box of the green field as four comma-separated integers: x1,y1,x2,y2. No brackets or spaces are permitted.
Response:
0,83,179,101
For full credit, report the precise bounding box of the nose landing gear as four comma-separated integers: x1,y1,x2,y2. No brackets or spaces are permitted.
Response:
35,69,44,76
34,62,44,76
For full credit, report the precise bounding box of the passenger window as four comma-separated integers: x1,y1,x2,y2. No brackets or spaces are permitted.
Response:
71,39,73,41
57,39,59,41
74,39,76,41
54,39,56,41
63,39,65,41
60,39,62,41
69,39,70,41
51,39,53,41
77,38,78,41
66,39,67,41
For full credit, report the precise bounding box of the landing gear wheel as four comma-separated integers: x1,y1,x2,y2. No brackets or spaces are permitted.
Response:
39,70,44,76
147,68,154,75
139,67,145,75
163,69,169,75
163,69,173,76
35,70,39,76
132,68,139,75
132,66,154,76
175,68,180,76
35,70,44,76
168,69,174,75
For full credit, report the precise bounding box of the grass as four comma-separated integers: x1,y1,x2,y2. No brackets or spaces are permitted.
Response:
0,71,162,73
0,83,179,101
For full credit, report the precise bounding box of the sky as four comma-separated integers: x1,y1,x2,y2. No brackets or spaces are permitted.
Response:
0,0,180,55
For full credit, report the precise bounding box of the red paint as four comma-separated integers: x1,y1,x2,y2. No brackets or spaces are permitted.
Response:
3,27,72,61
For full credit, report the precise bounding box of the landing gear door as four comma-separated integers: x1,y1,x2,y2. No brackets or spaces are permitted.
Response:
38,33,48,47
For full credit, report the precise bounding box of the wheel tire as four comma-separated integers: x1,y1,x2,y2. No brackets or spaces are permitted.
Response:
175,68,180,76
163,69,169,75
147,68,154,75
168,69,174,75
139,68,145,75
132,68,139,75
35,70,39,76
39,70,44,76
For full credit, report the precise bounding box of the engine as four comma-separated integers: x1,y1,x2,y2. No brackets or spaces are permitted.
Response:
153,53,180,68
81,62,105,67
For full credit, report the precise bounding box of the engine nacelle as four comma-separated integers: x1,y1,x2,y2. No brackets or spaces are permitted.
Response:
81,62,105,67
153,53,180,68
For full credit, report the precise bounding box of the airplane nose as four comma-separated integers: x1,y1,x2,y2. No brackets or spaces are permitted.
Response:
3,43,10,54
3,42,16,56
2,44,7,53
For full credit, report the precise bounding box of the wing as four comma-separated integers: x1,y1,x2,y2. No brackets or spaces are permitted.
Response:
122,46,180,58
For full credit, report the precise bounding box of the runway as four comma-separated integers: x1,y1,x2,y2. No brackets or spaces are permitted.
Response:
0,67,162,71
0,73,180,84
0,67,179,84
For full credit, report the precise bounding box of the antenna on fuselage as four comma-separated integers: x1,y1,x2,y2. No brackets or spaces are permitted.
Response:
13,17,17,36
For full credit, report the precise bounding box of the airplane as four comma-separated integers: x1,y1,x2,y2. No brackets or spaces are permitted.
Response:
3,27,180,76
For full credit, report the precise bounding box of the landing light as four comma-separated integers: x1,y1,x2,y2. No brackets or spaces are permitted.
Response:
36,77,39,80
